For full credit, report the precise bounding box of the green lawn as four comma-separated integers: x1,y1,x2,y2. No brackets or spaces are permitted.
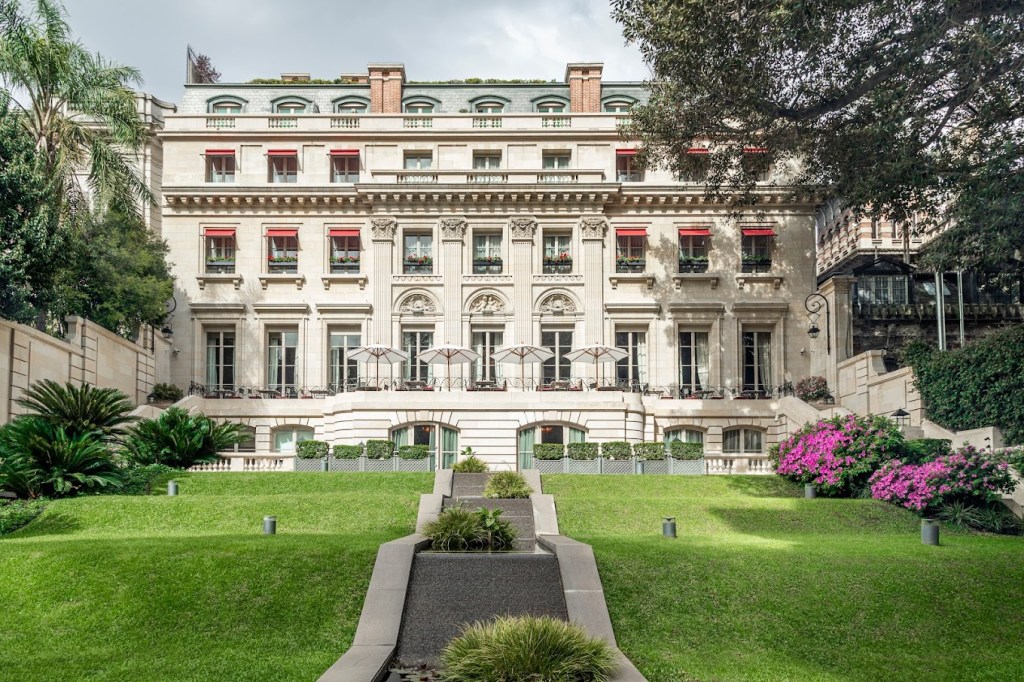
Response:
544,475,1024,682
0,473,432,681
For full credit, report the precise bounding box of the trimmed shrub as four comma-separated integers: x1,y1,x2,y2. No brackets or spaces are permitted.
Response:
795,376,831,402
670,440,704,460
634,443,666,461
533,443,565,460
441,615,617,682
398,444,429,460
453,455,489,473
149,383,184,402
601,441,632,460
123,407,246,469
365,440,395,460
903,438,952,463
332,444,362,460
0,499,47,536
903,328,1024,445
295,439,329,459
423,506,516,551
567,442,599,460
484,471,533,499
775,414,905,496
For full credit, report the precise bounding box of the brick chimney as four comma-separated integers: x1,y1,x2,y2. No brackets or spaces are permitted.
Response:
368,63,405,114
565,63,603,113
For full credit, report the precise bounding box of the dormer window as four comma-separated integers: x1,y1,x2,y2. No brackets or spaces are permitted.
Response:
334,99,368,114
206,96,247,114
405,102,434,114
475,102,504,114
536,102,565,113
274,100,308,114
604,101,633,113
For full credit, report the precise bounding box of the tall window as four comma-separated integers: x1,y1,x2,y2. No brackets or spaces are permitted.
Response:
679,331,710,393
542,152,570,169
268,152,298,183
205,232,235,274
267,330,298,393
331,152,359,183
473,233,503,274
403,152,434,183
205,330,235,390
615,330,648,386
541,329,573,383
723,428,763,454
206,153,235,183
472,330,503,381
857,275,909,305
329,232,360,273
543,234,572,274
471,152,503,183
742,331,772,392
267,232,298,273
616,233,646,273
403,233,433,274
616,151,642,182
678,231,709,272
402,331,434,381
741,233,773,273
329,331,360,390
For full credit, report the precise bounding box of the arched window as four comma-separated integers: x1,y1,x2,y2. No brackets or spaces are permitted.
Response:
334,99,368,114
404,101,434,114
206,96,247,114
603,100,633,113
273,100,309,114
272,426,314,453
226,425,257,453
722,428,763,454
536,101,565,113
474,101,504,114
665,428,703,444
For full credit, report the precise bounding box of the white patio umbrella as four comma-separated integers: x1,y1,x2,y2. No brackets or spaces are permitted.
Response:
492,344,554,388
348,344,409,389
417,344,480,390
563,344,629,386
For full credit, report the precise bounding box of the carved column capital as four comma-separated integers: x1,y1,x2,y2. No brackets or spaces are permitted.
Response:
370,216,398,242
578,215,609,241
439,216,468,241
508,215,538,242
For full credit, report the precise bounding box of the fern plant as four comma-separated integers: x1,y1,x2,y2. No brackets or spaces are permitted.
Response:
16,380,136,441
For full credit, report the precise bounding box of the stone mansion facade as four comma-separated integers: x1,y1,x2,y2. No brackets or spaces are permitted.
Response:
158,62,833,470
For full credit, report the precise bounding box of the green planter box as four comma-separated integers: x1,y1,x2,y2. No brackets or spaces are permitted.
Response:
566,458,600,474
398,457,432,472
534,459,564,474
670,457,705,475
295,457,325,472
602,458,634,475
641,459,669,475
329,457,361,472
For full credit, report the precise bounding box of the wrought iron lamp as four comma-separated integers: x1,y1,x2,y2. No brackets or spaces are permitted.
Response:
804,293,831,354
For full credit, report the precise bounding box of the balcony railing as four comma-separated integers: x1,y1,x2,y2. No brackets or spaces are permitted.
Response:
403,117,433,128
472,116,503,128
374,169,603,184
170,113,627,133
678,259,709,273
206,117,235,129
467,172,508,184
541,115,570,128
268,116,298,129
330,116,360,129
617,172,644,182
205,260,236,274
330,260,360,274
396,171,439,184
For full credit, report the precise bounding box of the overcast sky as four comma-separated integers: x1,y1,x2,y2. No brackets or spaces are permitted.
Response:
59,0,649,104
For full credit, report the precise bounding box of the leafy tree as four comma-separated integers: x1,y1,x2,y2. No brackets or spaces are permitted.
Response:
52,210,174,337
191,53,221,84
16,380,137,442
0,0,151,218
612,0,1024,270
124,407,245,469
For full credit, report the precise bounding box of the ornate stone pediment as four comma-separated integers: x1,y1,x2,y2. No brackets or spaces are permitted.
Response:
370,216,398,241
439,216,468,241
539,293,577,314
398,293,437,314
578,215,609,240
468,293,506,314
508,215,538,241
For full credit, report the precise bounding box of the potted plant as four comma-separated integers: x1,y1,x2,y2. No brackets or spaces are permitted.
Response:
615,255,645,272
532,443,565,474
404,254,433,273
668,440,705,475
543,251,573,273
600,441,634,475
147,382,184,407
566,442,600,474
397,444,432,472
330,255,360,273
294,439,329,472
268,254,298,273
205,257,235,273
364,439,396,472
330,443,363,472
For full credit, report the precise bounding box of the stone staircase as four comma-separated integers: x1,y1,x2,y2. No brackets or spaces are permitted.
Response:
441,473,536,552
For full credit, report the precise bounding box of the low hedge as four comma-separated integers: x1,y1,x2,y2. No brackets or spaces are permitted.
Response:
601,441,632,460
634,443,666,461
398,444,430,460
295,440,329,459
366,439,395,460
567,442,599,460
670,441,704,460
533,443,565,460
332,444,363,459
150,382,184,402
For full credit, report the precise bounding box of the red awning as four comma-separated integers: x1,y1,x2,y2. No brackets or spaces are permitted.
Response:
329,228,360,237
329,149,360,156
204,228,236,237
616,148,637,156
266,149,297,156
678,228,711,236
266,228,298,237
743,146,768,153
742,228,777,237
204,149,235,155
616,228,648,237
686,147,710,155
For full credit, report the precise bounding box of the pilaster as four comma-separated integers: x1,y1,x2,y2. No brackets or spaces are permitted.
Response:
579,215,608,344
509,216,537,348
440,216,468,346
370,216,397,345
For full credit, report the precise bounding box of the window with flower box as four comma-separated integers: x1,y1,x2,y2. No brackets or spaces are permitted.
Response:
678,227,710,273
329,229,360,273
204,228,236,273
205,151,235,183
543,234,573,274
267,229,298,273
330,150,360,183
741,228,775,273
268,150,298,183
472,233,503,274
615,228,647,273
404,233,433,274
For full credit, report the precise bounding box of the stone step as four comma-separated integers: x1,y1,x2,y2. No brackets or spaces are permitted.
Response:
441,498,535,551
450,472,490,499
395,553,568,667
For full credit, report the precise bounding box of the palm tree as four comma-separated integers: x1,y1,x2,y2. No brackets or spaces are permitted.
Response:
0,0,150,217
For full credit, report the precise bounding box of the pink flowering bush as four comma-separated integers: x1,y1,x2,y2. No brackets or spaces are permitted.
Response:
869,446,1016,513
775,415,904,496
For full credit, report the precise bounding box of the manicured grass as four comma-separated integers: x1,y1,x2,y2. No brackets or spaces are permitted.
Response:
544,475,1024,682
0,473,432,681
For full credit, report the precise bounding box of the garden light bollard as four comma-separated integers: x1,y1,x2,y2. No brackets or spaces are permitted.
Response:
167,480,178,497
804,484,816,499
662,517,677,538
321,458,329,472
921,518,940,546
263,516,277,535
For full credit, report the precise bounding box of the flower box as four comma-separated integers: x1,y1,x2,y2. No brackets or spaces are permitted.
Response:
677,259,709,273
741,257,772,273
616,259,645,273
330,260,360,274
542,260,573,274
